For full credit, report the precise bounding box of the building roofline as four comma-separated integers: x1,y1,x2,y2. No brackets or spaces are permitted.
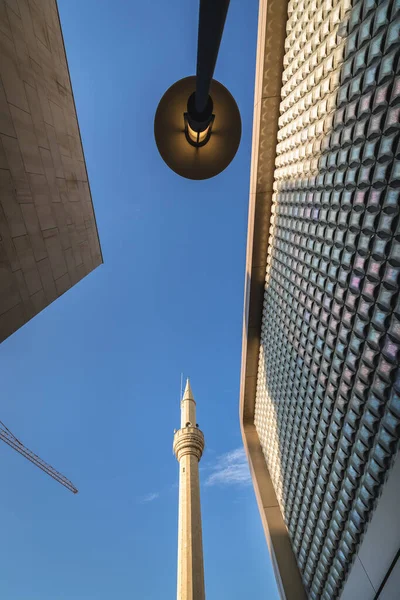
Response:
55,1,104,266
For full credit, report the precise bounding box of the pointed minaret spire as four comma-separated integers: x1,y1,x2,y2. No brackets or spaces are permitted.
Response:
183,377,194,400
180,377,196,428
173,379,205,600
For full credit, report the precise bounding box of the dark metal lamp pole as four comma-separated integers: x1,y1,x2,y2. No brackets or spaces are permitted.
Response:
195,0,230,113
185,0,231,145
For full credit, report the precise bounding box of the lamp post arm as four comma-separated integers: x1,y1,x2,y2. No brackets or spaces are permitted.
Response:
195,0,230,115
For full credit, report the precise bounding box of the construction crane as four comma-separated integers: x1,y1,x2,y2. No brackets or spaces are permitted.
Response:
0,420,78,494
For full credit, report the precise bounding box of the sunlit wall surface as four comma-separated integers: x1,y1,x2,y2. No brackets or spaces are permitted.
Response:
254,0,400,597
0,0,102,343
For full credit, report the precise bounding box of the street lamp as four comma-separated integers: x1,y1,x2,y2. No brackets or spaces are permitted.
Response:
154,0,241,180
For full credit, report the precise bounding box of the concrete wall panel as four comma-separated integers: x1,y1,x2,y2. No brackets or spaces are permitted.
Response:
0,0,102,343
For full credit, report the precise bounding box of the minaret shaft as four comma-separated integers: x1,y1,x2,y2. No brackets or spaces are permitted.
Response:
181,398,196,428
177,454,205,599
174,379,205,600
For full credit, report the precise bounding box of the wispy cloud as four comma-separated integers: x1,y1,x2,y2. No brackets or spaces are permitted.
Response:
205,447,251,487
139,492,160,503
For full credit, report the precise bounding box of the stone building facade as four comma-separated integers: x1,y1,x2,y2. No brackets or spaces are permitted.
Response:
0,0,102,343
240,0,400,598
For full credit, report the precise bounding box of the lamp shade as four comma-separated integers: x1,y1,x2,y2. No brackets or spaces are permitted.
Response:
154,76,241,180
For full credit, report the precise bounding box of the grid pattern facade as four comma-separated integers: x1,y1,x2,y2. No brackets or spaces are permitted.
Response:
254,0,400,598
0,0,102,342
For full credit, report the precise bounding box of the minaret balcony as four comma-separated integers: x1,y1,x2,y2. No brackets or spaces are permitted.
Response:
173,426,205,461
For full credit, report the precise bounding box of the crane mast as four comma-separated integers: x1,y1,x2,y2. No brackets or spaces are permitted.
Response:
0,421,78,494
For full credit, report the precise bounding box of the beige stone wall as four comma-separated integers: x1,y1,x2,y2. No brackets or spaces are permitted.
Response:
0,0,102,342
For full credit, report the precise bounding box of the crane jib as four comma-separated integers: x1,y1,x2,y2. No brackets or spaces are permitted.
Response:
0,422,78,494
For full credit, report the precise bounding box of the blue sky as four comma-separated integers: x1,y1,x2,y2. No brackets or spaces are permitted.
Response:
0,1,279,598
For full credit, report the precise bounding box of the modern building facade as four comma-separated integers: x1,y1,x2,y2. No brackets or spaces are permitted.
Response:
0,0,102,343
240,0,400,598
173,379,206,600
